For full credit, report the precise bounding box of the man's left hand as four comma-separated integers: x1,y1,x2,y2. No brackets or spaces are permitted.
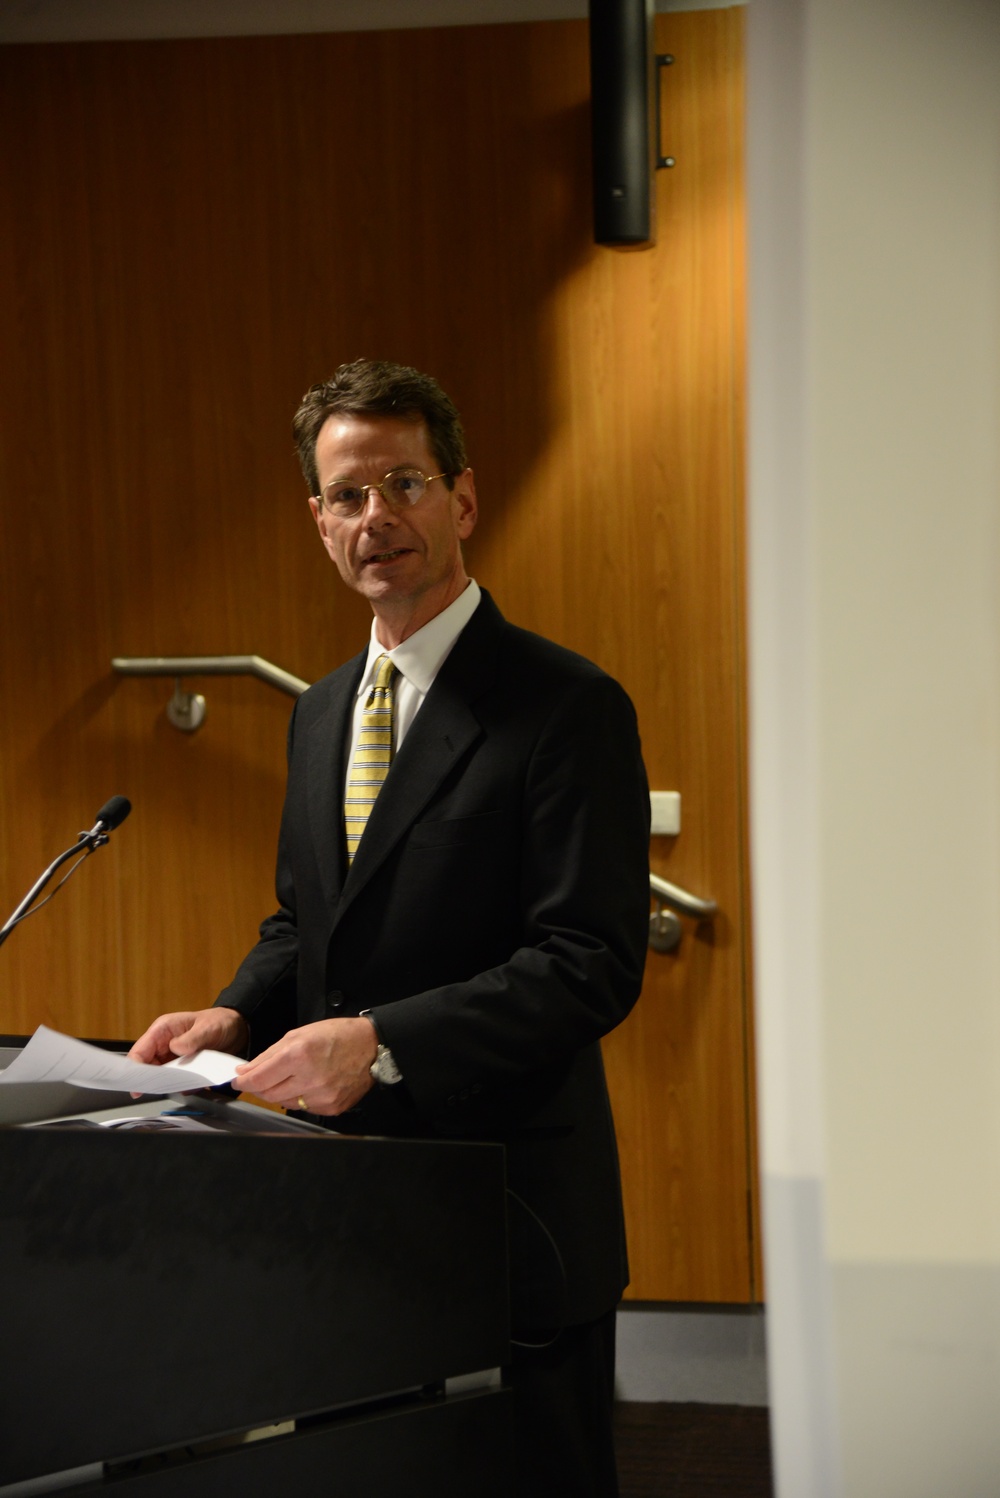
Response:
232,1017,378,1115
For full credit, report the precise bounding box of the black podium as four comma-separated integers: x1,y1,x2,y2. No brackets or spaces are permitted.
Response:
0,1042,512,1497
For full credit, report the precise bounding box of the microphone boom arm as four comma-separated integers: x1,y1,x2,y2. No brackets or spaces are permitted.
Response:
0,801,128,949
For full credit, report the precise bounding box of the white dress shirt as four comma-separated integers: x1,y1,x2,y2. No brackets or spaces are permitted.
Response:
344,580,481,799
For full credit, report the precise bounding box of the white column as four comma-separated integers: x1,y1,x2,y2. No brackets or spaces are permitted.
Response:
748,1,1000,1495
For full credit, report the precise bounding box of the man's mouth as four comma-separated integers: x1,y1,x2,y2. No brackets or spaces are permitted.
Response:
364,548,410,565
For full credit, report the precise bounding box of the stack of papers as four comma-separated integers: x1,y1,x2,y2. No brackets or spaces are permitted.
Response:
0,1025,240,1094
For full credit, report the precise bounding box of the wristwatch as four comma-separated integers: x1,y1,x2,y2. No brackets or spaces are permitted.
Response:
360,1009,403,1086
370,1042,403,1086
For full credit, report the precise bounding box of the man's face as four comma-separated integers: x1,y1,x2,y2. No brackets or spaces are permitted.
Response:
309,414,477,631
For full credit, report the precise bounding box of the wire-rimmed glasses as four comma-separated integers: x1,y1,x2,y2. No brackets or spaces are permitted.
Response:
317,466,451,519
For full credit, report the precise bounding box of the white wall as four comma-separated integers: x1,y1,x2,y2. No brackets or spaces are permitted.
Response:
749,0,1000,1494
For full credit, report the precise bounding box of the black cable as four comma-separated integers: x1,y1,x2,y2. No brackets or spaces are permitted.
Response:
505,1187,570,1350
0,846,95,933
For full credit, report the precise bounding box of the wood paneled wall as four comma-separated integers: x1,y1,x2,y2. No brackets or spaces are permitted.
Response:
0,11,753,1300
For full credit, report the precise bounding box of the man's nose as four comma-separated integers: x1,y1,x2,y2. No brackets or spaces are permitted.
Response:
360,484,397,522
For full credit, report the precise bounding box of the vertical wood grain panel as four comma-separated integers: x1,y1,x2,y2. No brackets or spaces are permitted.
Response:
0,11,753,1301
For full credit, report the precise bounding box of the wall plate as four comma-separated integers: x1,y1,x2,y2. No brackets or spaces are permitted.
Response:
650,791,681,836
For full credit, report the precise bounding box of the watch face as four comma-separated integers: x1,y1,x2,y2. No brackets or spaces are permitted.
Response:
372,1044,402,1085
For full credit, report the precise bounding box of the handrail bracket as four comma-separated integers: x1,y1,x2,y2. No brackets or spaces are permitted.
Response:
166,678,207,733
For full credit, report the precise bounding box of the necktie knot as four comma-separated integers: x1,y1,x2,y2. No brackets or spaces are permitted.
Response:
371,651,397,701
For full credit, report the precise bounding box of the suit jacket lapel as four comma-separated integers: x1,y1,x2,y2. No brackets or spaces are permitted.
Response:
332,593,505,927
304,651,365,913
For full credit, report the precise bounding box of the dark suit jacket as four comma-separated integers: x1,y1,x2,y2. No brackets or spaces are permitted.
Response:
218,591,650,1328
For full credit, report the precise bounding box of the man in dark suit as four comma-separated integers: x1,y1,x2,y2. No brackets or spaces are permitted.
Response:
131,360,650,1497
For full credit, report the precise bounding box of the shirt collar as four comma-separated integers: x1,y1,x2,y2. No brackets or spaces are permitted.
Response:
357,580,482,697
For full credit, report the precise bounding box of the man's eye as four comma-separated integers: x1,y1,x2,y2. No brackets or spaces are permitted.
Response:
329,485,362,508
390,471,423,497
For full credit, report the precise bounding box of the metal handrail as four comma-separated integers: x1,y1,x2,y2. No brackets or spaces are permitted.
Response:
649,872,717,921
112,655,309,697
647,873,717,955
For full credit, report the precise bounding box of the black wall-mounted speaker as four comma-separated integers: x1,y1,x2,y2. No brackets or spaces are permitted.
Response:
589,0,656,247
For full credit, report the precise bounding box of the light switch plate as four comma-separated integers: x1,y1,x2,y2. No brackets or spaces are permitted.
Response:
650,791,681,836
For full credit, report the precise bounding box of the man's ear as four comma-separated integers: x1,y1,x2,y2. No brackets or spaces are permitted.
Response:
452,468,478,540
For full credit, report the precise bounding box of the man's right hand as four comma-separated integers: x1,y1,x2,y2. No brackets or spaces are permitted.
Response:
128,1007,249,1065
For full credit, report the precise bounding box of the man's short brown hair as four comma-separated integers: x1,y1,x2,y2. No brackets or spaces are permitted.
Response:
293,360,468,497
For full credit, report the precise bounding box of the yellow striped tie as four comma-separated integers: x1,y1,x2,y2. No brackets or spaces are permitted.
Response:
345,653,397,865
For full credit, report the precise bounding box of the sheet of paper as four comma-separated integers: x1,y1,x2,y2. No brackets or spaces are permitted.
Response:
162,1048,243,1086
0,1025,240,1094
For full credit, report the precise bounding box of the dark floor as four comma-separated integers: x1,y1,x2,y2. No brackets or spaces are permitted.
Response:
614,1402,774,1498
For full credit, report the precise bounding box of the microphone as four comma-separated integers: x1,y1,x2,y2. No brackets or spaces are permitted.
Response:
0,795,132,948
88,795,132,838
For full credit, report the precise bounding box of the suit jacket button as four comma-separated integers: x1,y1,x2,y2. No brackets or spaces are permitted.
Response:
459,1089,470,1103
327,991,343,1010
471,1082,483,1095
